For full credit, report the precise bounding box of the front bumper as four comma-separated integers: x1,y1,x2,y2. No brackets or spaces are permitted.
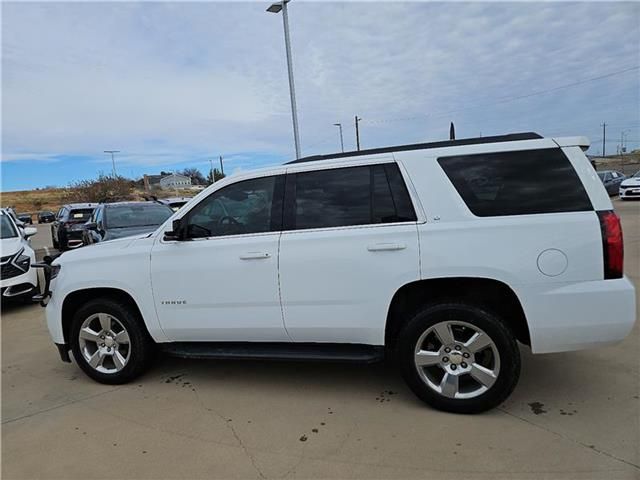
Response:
0,268,38,298
64,230,85,248
619,187,640,199
516,277,636,354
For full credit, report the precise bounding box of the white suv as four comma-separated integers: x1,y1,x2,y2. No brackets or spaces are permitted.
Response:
38,132,636,413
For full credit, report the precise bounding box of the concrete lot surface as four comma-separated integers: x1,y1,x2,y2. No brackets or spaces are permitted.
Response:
2,200,639,479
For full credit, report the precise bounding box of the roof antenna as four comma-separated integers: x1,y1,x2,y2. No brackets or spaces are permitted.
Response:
449,122,456,140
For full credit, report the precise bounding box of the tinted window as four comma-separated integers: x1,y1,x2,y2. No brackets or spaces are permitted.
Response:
437,148,592,216
290,164,416,230
69,208,94,221
372,166,396,223
293,166,371,229
186,175,281,238
383,164,417,221
0,215,17,239
105,204,172,228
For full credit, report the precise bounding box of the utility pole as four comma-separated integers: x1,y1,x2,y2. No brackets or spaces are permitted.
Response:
219,155,225,175
601,123,607,158
104,150,120,177
620,131,624,159
267,0,301,159
355,116,362,151
209,158,215,184
333,123,344,152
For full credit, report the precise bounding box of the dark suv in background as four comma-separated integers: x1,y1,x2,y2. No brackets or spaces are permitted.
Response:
82,201,173,245
51,203,96,250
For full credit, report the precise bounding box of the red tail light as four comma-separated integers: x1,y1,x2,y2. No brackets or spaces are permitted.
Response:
597,210,623,279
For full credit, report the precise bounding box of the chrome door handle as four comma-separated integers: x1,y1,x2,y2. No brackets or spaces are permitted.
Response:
367,243,406,252
239,252,271,260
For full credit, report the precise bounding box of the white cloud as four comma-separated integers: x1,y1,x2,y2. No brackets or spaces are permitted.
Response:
2,0,639,170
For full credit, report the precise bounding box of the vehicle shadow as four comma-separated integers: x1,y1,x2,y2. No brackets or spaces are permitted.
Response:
1,299,37,314
148,353,417,404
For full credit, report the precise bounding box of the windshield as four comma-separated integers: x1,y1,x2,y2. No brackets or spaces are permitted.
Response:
0,215,18,239
633,171,640,178
597,172,606,180
69,208,94,221
106,204,173,228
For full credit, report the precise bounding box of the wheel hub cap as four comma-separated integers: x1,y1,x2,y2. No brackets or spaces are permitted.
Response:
413,320,501,400
78,313,131,374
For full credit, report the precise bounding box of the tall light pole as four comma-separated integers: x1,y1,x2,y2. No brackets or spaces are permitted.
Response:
104,150,120,177
355,116,362,151
267,0,301,159
333,123,344,152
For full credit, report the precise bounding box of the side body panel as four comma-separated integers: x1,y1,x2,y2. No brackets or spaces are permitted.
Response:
398,140,635,353
279,223,420,344
149,231,288,342
45,236,168,344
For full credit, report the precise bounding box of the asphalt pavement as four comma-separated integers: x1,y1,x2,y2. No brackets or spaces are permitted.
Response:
2,200,639,479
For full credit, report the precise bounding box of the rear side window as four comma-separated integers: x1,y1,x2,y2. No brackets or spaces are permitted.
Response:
288,163,416,230
437,148,592,216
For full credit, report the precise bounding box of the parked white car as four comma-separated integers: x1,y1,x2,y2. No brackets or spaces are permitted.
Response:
38,132,636,413
619,170,640,200
1,210,38,300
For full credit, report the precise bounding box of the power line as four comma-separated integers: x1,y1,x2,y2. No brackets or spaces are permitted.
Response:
363,65,640,126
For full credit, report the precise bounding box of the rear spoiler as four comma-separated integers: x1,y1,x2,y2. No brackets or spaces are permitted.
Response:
553,136,590,152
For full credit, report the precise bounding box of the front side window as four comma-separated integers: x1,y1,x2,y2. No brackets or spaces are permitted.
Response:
288,163,416,230
185,175,282,238
437,148,593,216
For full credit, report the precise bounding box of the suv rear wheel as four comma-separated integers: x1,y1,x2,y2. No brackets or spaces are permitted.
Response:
397,302,520,413
70,298,154,384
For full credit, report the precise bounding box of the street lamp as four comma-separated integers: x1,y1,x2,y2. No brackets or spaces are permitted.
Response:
104,150,120,177
333,123,344,152
267,0,301,159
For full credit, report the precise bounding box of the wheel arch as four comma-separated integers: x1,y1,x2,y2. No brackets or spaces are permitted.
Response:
385,277,531,351
61,287,152,345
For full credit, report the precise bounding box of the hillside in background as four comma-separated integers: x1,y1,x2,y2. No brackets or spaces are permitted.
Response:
0,187,195,214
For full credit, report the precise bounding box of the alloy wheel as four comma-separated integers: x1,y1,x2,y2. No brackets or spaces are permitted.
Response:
78,313,131,374
413,320,500,399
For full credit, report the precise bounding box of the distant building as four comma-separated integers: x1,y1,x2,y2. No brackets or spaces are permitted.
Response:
143,173,192,191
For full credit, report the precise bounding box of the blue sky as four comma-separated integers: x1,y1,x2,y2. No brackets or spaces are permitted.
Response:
2,1,639,191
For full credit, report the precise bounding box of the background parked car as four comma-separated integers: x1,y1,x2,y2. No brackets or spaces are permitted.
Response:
619,170,640,200
0,210,38,301
82,201,174,245
158,196,192,212
597,170,626,195
2,208,25,228
38,211,56,223
51,203,96,250
17,213,33,224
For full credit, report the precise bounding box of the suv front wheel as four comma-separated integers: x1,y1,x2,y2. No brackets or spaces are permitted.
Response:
70,298,154,384
397,302,520,413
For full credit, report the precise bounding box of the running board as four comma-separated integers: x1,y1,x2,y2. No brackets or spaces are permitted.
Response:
160,342,384,364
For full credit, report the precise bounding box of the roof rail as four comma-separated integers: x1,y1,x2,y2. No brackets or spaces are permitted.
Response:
287,132,543,164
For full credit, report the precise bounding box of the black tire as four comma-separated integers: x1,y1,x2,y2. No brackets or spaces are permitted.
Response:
70,298,155,384
51,228,59,249
397,302,520,414
58,231,68,251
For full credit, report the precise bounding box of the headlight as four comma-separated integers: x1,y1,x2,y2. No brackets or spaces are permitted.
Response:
50,264,61,279
16,254,31,272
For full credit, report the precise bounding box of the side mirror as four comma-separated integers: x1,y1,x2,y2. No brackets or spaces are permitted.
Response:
23,227,37,238
163,219,184,241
